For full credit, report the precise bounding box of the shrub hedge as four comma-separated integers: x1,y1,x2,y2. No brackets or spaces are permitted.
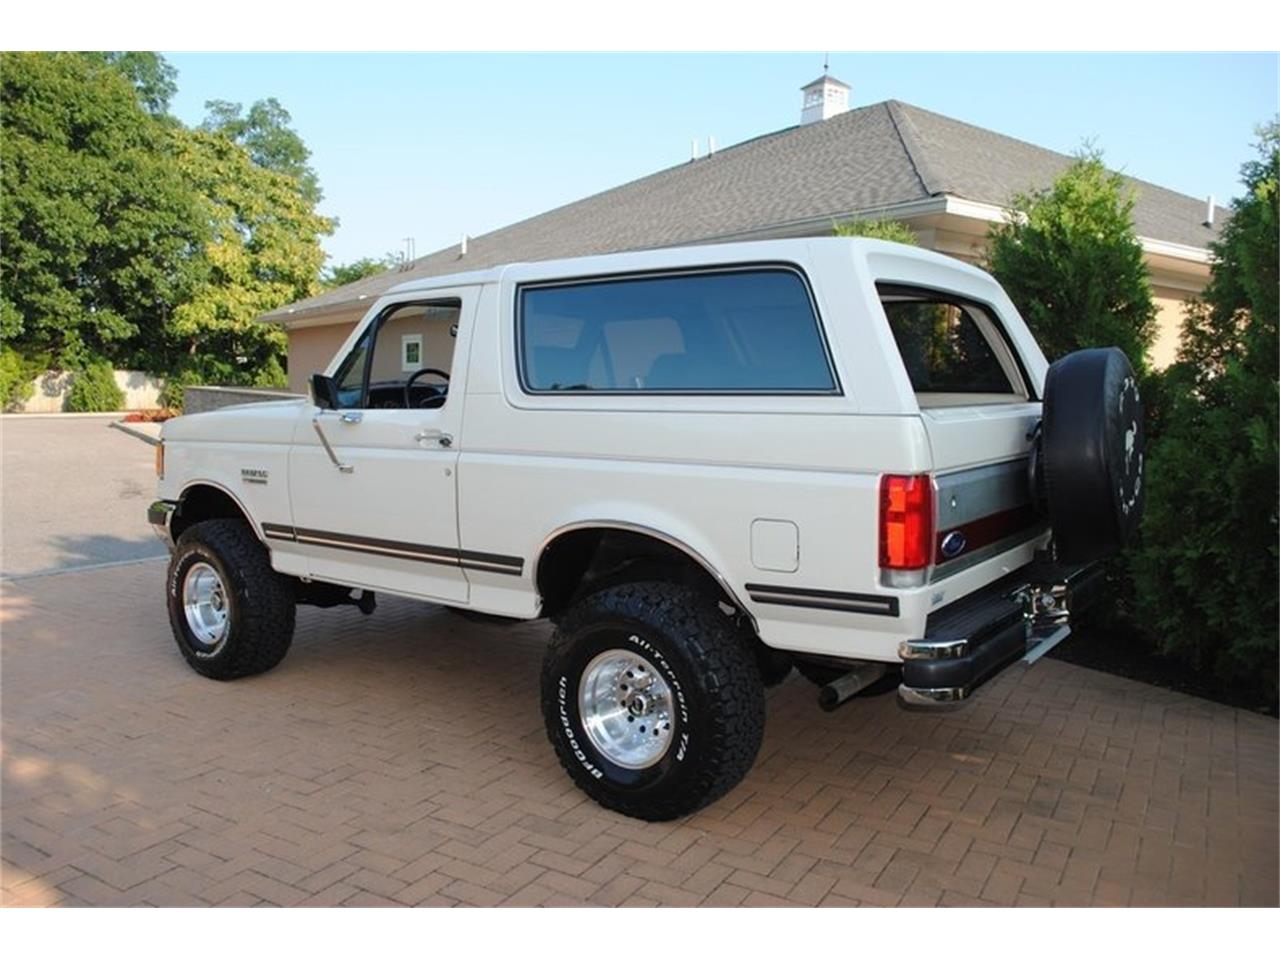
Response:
64,361,124,412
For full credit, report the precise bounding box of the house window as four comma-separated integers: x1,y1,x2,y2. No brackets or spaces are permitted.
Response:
401,334,423,372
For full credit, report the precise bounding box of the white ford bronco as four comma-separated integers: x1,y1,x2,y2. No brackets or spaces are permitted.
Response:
150,238,1145,821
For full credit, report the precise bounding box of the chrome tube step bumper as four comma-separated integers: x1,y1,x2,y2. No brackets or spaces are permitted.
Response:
897,559,1104,707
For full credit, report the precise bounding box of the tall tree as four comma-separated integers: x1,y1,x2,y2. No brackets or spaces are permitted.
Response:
165,127,334,385
201,97,323,204
1131,123,1279,700
87,51,178,117
986,150,1157,372
0,52,206,367
323,254,399,289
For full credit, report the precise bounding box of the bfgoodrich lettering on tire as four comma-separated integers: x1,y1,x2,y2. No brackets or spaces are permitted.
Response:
166,519,296,681
540,581,765,821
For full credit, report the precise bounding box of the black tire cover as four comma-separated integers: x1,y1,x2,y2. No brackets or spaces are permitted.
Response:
1041,347,1145,564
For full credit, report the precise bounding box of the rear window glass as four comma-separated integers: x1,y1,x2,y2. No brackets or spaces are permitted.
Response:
518,269,836,393
879,289,1020,396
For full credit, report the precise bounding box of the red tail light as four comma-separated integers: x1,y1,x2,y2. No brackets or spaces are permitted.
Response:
879,474,934,570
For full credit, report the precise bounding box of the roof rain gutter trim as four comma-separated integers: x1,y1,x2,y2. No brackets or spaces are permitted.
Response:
942,196,1212,263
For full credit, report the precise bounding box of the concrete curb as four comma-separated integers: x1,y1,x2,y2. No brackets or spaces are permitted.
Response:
108,420,161,446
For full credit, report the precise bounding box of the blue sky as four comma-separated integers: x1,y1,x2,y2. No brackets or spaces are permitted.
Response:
164,52,1278,267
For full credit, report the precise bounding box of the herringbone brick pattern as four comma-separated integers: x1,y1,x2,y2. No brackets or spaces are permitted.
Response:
2,562,1276,907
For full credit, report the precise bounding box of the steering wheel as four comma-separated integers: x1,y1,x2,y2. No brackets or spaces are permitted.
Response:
403,368,451,409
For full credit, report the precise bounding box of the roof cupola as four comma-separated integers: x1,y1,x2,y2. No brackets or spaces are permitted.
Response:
800,67,851,125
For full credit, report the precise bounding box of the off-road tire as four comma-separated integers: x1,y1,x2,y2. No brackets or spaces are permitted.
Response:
541,581,765,821
166,519,296,680
751,636,794,687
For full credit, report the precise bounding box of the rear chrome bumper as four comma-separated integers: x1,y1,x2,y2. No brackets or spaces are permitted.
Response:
897,558,1105,707
148,500,177,550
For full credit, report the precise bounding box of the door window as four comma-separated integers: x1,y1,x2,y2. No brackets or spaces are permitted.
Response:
333,300,461,409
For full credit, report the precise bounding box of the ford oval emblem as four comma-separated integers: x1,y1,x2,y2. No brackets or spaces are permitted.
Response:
940,531,967,559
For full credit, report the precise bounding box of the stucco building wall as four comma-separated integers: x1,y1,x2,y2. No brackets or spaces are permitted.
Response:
287,324,355,394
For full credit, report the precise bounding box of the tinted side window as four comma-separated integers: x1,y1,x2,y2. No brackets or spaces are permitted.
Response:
519,269,836,393
880,293,1018,395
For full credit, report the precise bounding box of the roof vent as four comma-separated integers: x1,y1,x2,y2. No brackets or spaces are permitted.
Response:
1204,195,1215,227
690,138,700,162
800,72,850,125
459,233,468,257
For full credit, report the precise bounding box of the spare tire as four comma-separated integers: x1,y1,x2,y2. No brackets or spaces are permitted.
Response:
1040,347,1145,564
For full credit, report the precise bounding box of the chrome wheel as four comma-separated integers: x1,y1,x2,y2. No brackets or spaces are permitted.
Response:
578,647,675,769
182,562,230,650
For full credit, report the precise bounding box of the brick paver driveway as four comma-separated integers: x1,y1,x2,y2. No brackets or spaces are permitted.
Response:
2,560,1275,907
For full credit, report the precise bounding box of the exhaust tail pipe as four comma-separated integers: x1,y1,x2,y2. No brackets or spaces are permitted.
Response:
818,662,888,712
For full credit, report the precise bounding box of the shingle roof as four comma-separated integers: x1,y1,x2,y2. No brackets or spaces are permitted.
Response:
265,99,1227,323
802,73,851,90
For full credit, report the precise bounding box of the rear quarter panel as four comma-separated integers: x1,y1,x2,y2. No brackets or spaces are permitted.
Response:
457,242,940,661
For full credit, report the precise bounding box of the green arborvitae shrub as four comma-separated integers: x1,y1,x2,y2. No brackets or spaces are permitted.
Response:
64,361,125,412
1,345,35,410
1130,124,1279,705
833,218,918,245
251,354,288,389
986,149,1157,373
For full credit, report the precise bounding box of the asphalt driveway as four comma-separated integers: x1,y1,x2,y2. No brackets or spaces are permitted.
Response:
1,416,167,578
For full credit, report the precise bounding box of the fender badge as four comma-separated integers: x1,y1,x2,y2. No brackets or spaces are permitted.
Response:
241,468,269,485
940,531,967,559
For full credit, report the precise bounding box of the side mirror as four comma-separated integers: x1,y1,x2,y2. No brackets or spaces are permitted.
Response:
310,373,340,410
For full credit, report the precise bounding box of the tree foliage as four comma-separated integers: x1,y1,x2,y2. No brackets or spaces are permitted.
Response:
201,97,323,204
833,218,918,245
87,52,178,117
1131,123,1279,701
1,52,332,389
323,254,399,289
164,128,333,385
0,52,207,367
986,150,1157,372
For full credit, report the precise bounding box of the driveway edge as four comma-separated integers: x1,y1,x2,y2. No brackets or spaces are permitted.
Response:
109,420,161,446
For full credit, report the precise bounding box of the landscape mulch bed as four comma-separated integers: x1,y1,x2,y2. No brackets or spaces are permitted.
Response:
121,409,177,423
1048,628,1278,718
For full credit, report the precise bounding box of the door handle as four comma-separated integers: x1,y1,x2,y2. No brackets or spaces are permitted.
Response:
339,411,363,424
414,429,453,448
